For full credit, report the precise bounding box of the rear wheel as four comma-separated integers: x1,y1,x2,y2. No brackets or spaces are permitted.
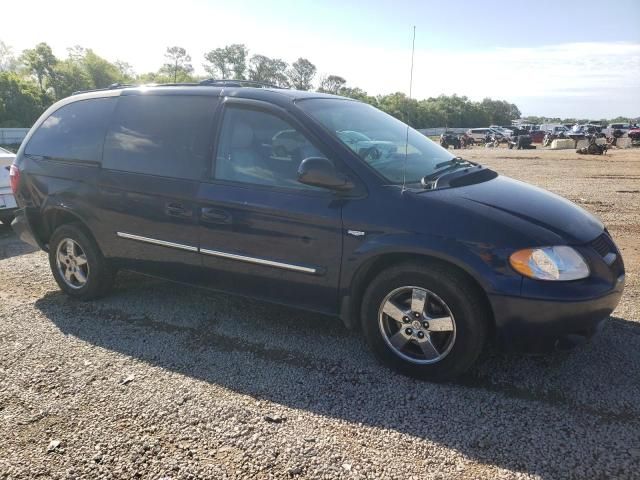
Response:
49,223,115,300
361,263,489,381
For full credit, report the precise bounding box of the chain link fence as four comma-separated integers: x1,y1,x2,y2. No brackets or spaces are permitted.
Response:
0,128,29,146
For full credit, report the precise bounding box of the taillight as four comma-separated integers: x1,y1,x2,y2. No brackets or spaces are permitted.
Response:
9,164,20,194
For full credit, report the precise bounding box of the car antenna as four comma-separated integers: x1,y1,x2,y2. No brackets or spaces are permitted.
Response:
402,25,416,193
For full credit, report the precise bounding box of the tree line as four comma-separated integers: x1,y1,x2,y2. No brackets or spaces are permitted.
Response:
2,40,622,131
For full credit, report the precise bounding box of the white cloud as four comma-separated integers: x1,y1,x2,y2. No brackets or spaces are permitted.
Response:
337,42,640,117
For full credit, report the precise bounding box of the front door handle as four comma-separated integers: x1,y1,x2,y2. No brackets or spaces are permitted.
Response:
201,207,232,224
166,202,192,218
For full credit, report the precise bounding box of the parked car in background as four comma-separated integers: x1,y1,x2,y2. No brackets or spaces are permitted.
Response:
628,127,640,140
604,123,631,138
539,124,569,135
0,147,18,225
567,124,604,140
10,83,625,381
490,125,514,137
439,131,461,149
466,128,492,141
528,130,546,143
466,127,506,142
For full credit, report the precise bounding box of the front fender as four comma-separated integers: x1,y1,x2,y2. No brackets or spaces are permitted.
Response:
340,231,522,301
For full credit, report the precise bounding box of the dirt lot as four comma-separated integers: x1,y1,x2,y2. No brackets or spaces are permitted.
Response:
1,147,639,479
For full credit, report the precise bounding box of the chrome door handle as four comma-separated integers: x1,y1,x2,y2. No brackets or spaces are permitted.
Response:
165,202,192,218
201,207,232,224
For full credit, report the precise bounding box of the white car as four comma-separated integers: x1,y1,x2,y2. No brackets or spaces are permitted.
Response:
466,128,507,142
489,125,514,137
0,147,17,225
604,123,631,137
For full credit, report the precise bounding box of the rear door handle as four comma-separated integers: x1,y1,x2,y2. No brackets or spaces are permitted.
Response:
165,202,192,218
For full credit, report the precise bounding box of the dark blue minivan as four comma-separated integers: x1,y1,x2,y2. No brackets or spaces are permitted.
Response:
10,82,625,380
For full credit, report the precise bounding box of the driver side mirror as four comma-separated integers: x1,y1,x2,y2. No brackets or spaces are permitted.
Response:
297,157,354,192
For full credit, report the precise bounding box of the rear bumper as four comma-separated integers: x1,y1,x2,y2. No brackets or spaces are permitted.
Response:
490,275,625,352
0,192,17,218
11,208,42,249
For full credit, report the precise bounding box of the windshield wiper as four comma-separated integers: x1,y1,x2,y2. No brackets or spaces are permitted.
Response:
421,157,477,188
434,157,474,169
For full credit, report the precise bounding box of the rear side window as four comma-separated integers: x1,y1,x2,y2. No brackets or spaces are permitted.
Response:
103,95,217,180
25,98,115,162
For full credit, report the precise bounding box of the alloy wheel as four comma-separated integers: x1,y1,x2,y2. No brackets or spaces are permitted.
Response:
55,238,90,289
378,286,456,364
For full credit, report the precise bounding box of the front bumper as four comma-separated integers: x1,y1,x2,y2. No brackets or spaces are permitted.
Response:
490,274,625,352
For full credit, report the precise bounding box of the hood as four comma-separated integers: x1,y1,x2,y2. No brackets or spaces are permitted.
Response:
449,175,602,244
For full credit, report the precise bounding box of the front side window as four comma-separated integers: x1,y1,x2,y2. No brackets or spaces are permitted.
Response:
297,99,454,185
215,106,324,190
103,95,217,180
25,98,115,162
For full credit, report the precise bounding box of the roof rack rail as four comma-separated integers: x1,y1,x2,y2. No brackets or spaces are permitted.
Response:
72,83,137,95
199,78,285,89
71,79,285,96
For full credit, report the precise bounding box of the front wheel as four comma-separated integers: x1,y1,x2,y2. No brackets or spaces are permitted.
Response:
361,263,489,381
49,223,115,300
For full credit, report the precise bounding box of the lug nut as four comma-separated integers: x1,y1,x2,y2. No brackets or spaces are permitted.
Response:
405,328,413,336
422,321,429,329
413,312,420,318
402,316,410,322
417,331,425,339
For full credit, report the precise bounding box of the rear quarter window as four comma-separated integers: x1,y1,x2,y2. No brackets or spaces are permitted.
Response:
103,95,218,180
25,98,116,163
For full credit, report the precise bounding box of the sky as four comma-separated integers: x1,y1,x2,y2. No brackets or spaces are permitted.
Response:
2,0,639,119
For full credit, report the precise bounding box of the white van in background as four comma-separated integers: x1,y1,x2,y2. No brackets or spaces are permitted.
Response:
0,147,17,225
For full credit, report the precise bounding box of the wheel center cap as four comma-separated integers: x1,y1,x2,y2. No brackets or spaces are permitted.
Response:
412,320,421,330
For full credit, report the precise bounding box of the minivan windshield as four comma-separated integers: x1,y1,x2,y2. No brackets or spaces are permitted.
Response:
297,99,457,184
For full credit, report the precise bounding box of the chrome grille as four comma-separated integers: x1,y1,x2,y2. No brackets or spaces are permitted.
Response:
590,232,624,276
590,233,613,257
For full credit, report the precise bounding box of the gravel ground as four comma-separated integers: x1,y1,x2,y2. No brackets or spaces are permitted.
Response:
1,147,639,479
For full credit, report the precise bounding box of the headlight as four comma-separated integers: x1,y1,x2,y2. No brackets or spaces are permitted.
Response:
509,246,589,281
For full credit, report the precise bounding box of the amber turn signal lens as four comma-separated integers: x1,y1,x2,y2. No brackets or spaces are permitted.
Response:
509,249,535,277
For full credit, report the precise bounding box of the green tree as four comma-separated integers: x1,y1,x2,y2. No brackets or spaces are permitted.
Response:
338,86,377,105
114,60,135,82
50,59,92,98
318,75,346,94
161,46,193,83
0,71,46,127
479,98,521,125
203,44,248,79
248,55,289,86
376,92,422,127
66,45,87,62
20,42,57,93
83,49,121,88
0,41,18,72
287,58,316,90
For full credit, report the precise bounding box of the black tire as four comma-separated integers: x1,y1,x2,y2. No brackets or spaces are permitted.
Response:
361,262,489,381
48,223,115,300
